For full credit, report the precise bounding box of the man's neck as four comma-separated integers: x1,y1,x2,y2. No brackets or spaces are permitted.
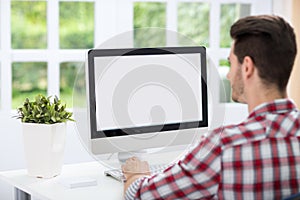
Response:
246,88,287,113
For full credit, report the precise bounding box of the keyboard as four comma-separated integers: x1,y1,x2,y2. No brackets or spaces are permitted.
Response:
104,164,168,182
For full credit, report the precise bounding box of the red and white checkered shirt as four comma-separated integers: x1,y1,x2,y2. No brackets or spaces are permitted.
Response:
125,99,300,199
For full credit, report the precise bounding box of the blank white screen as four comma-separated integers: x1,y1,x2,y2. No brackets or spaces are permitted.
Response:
94,53,202,132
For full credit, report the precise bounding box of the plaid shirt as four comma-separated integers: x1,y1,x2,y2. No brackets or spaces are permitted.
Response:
125,99,300,200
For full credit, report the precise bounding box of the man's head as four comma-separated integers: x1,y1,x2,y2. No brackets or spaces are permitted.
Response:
227,15,297,103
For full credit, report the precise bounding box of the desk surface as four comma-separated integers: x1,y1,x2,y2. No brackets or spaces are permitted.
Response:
0,146,191,200
0,162,123,200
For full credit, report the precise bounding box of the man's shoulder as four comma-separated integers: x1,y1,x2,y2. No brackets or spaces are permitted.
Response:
209,107,300,148
209,118,267,148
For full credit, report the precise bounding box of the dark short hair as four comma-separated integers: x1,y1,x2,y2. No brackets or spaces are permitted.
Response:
230,15,297,92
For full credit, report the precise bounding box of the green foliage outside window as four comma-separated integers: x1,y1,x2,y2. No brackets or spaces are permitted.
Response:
60,62,85,107
178,3,210,47
12,62,47,109
219,59,230,67
11,1,47,49
220,4,251,48
134,2,166,47
11,1,94,49
59,2,94,49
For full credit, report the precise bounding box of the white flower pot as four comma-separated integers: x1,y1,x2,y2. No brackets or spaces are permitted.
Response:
22,123,66,178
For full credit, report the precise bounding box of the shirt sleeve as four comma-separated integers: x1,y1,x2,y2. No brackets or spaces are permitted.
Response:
124,131,222,199
124,177,144,200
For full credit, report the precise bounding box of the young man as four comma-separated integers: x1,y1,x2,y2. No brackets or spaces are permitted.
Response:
122,15,300,199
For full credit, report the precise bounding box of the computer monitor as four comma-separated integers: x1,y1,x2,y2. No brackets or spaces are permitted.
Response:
86,46,208,157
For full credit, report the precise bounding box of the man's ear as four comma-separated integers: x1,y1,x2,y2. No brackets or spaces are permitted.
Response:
242,56,255,80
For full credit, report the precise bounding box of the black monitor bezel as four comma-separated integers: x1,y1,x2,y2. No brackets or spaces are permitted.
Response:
87,46,208,139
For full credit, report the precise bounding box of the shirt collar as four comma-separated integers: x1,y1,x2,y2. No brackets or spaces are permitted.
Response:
248,99,297,118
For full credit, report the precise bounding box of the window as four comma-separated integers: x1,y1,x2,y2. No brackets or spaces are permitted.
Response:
1,1,92,110
59,2,94,49
0,0,272,112
60,62,85,107
12,62,47,108
220,3,251,48
134,2,166,47
11,1,47,49
178,2,210,47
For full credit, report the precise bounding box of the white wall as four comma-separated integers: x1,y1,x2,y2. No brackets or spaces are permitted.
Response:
272,0,292,21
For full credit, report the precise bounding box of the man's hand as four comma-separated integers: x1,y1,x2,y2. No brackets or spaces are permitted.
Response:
122,157,151,195
122,157,151,179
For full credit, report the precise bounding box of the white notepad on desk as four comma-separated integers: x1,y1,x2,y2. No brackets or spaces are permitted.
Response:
59,177,98,189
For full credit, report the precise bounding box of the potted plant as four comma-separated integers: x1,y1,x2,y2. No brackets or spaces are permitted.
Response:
16,94,74,178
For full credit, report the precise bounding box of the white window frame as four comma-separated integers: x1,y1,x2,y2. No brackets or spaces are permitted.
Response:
0,0,272,113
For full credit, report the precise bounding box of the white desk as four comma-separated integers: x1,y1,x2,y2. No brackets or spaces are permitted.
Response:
0,146,190,200
0,162,123,200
